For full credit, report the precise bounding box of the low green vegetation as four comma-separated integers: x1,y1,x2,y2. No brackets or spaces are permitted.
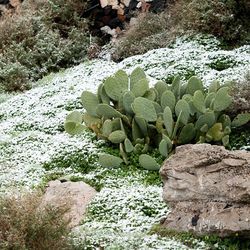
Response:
0,0,90,92
150,225,250,250
65,68,250,170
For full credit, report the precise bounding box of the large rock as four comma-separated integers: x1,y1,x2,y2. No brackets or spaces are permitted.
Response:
160,144,250,238
41,180,97,228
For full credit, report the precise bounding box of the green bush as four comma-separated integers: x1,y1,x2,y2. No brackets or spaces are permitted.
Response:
65,68,250,170
0,192,72,250
0,0,90,92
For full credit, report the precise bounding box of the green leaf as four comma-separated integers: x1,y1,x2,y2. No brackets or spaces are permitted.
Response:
81,91,99,117
66,111,82,124
114,69,129,90
108,130,126,144
159,139,168,157
161,90,176,112
64,121,85,135
193,90,206,113
132,97,157,122
99,154,123,168
96,104,123,119
131,78,149,97
186,76,204,95
130,67,146,90
163,107,173,137
231,113,250,127
178,123,196,144
104,76,127,101
139,154,160,171
124,138,134,153
214,87,232,111
175,99,190,125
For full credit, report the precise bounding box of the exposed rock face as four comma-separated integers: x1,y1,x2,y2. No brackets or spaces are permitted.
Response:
41,180,97,228
160,144,250,238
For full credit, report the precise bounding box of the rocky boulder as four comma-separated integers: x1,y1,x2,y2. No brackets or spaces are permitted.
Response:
160,144,250,238
41,180,97,228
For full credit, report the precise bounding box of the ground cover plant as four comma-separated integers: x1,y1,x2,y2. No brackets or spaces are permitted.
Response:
0,35,249,249
0,0,90,92
65,68,250,170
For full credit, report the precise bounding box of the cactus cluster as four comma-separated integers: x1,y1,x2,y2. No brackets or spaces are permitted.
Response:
65,68,250,170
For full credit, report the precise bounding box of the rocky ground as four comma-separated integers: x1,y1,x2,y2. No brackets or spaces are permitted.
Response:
0,35,249,249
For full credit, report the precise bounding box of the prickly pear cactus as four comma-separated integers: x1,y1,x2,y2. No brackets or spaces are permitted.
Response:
65,67,249,170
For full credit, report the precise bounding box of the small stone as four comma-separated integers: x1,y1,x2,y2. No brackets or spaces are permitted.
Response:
41,180,97,228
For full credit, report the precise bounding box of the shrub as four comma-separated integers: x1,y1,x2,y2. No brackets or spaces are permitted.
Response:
0,192,72,250
228,72,250,115
64,68,250,170
113,0,250,60
0,0,90,92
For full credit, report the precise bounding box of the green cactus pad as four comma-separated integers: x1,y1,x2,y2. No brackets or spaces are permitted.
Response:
132,97,157,122
144,88,157,101
131,78,149,97
163,107,173,137
152,102,163,115
214,87,232,111
111,118,121,131
186,76,204,95
83,113,101,128
195,111,215,130
102,119,113,137
119,143,129,165
108,130,126,144
81,91,99,117
135,116,148,136
139,154,160,171
205,92,216,108
223,126,231,135
222,135,229,146
162,134,173,151
99,153,123,168
114,69,129,89
96,104,123,119
159,139,168,157
132,118,143,141
178,123,196,144
97,84,110,104
206,123,224,141
64,121,85,135
171,75,181,99
200,124,209,133
104,76,127,101
155,81,167,101
124,138,134,153
123,91,135,115
208,80,220,93
218,114,231,128
193,90,206,113
231,113,250,127
161,90,176,112
65,111,82,124
130,67,147,90
175,99,190,125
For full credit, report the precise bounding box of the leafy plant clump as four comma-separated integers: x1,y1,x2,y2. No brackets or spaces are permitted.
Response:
65,68,250,170
0,0,90,92
0,192,72,250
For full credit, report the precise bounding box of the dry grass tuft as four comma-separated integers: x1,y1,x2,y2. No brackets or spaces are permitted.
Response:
0,192,72,250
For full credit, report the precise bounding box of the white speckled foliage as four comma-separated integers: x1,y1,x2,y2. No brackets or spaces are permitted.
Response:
0,35,249,249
